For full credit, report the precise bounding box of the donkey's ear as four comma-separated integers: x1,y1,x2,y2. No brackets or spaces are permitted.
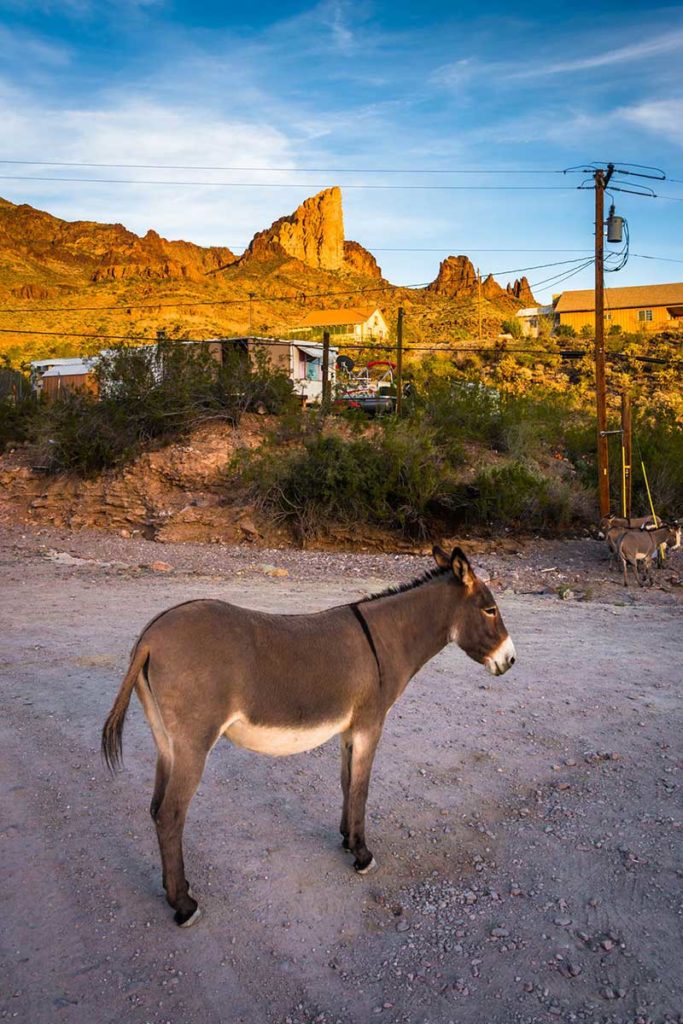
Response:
432,545,452,570
450,546,475,588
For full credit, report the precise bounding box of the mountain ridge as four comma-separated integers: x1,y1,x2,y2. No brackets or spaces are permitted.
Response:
0,190,533,363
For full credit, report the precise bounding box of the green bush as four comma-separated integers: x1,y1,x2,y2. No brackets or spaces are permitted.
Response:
0,394,37,452
230,419,456,541
32,340,296,476
452,461,575,531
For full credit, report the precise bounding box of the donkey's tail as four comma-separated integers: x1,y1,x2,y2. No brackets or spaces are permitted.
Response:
101,643,149,772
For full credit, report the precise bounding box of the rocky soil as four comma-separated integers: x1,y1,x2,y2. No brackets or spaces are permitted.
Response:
0,525,681,1024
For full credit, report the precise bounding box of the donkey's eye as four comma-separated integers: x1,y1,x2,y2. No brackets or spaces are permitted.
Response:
483,607,497,617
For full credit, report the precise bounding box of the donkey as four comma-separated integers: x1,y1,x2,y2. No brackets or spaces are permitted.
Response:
602,514,660,530
102,545,516,927
617,524,681,586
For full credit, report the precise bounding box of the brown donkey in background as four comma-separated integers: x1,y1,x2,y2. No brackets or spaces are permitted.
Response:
102,546,516,927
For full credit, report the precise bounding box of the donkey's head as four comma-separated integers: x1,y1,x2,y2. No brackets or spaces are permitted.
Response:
433,545,516,676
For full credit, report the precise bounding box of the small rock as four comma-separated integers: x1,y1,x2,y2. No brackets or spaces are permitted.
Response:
490,927,509,938
396,920,410,932
147,561,173,572
554,916,572,927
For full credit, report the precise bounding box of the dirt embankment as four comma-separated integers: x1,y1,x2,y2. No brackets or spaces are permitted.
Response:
0,417,275,545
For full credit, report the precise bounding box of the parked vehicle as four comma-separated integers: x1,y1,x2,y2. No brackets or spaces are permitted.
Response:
334,360,397,416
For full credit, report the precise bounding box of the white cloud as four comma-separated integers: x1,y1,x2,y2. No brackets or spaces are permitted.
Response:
0,87,305,247
617,99,683,148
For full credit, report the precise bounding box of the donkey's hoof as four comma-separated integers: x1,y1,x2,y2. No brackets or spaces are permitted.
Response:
175,904,202,928
354,856,377,875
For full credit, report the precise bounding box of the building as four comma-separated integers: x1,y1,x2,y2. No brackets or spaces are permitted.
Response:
216,337,337,405
554,282,683,334
515,305,556,338
292,306,389,343
31,358,97,399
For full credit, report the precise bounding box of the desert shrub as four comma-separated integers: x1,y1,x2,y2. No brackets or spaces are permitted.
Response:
415,377,501,448
230,419,455,540
501,318,522,338
32,340,296,476
450,461,576,531
555,324,576,338
630,407,683,518
0,394,38,452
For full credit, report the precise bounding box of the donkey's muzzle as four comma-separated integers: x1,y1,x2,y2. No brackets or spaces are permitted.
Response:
484,636,516,676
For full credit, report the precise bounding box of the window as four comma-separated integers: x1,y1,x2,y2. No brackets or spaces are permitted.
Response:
638,309,653,322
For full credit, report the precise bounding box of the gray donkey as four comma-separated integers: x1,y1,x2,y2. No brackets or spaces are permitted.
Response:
617,524,681,586
102,546,516,927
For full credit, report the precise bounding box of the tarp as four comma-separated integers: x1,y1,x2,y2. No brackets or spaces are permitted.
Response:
294,344,338,359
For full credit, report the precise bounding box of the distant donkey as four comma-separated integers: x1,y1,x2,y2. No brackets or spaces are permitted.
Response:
617,524,681,586
102,546,516,927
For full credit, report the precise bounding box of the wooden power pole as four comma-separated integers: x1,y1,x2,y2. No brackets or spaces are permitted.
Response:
396,307,404,416
594,164,614,518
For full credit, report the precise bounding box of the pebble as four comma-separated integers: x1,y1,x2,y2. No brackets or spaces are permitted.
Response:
554,916,572,926
490,927,509,938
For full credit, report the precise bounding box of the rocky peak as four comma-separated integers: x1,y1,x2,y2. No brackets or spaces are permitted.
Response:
245,187,345,271
343,240,383,279
427,255,479,297
506,276,536,306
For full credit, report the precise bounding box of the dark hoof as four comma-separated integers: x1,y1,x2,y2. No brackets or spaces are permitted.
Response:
174,900,202,927
354,855,377,875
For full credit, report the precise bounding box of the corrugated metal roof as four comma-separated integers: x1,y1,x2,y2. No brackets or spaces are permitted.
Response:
516,305,554,317
41,359,93,378
555,282,683,313
296,306,380,327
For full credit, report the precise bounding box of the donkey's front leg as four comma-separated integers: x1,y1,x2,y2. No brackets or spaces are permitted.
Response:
342,724,382,874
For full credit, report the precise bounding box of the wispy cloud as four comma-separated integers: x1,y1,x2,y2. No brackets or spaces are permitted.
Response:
512,29,683,78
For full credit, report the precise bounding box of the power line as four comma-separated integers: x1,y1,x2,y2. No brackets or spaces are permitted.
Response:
0,174,579,192
3,327,679,367
0,159,564,174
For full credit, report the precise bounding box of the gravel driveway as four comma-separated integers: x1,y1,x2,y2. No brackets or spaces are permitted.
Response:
1,528,681,1024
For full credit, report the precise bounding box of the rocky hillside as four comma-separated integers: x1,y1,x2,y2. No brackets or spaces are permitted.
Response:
0,189,533,364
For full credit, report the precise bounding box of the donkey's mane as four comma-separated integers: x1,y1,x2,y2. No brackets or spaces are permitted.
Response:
359,564,450,604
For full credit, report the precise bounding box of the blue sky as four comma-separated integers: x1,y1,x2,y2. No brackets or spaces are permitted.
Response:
1,0,682,300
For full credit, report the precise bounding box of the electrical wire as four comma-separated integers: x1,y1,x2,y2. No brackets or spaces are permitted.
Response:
0,159,565,174
0,174,579,192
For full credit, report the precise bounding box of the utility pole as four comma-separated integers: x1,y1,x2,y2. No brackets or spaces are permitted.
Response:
594,164,614,519
248,292,255,335
621,392,632,519
396,307,404,416
321,330,331,415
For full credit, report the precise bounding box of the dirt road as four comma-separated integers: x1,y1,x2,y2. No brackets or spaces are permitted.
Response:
1,529,681,1024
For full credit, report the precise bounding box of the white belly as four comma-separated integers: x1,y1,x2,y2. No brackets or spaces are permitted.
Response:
224,716,349,757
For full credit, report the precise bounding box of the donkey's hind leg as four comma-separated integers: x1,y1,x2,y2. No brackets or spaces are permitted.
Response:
152,743,208,927
150,753,171,821
339,734,352,850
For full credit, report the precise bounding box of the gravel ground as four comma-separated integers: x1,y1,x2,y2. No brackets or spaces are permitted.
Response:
1,525,681,1024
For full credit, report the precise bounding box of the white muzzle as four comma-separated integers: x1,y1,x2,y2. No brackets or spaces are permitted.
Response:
485,636,516,676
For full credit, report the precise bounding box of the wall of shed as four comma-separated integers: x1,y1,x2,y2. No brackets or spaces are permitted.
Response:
42,373,99,400
558,305,679,333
